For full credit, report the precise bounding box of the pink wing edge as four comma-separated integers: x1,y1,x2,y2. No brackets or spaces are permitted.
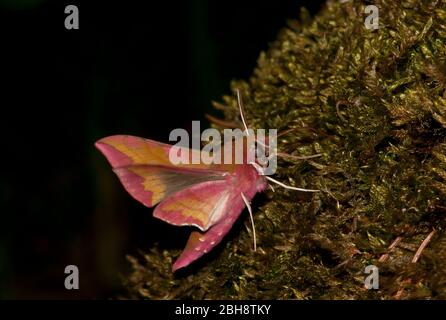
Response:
153,179,229,230
172,192,249,272
95,135,227,209
94,135,172,168
95,136,167,208
172,165,267,271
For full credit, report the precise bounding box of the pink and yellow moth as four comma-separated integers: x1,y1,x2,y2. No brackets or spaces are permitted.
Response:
95,90,318,272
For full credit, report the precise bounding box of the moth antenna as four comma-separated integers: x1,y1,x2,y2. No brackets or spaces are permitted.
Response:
268,184,276,192
265,176,319,192
241,192,256,252
236,89,250,136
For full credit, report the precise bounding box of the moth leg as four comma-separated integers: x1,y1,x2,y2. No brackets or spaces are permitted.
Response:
265,176,319,193
249,161,319,193
240,192,256,252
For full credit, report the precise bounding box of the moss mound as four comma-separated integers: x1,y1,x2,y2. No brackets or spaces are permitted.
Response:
122,0,446,299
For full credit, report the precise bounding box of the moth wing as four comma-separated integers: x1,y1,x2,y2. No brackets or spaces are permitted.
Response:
95,134,235,171
172,193,248,271
153,180,231,231
95,135,227,207
112,165,226,207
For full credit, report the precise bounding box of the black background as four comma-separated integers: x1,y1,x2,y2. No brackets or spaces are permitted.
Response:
0,0,324,299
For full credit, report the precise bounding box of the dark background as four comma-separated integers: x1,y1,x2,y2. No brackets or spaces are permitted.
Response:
0,0,324,299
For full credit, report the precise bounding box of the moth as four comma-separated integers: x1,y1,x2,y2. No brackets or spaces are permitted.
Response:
95,90,318,271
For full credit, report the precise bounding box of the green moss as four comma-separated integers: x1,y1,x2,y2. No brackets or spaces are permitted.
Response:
122,0,446,299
